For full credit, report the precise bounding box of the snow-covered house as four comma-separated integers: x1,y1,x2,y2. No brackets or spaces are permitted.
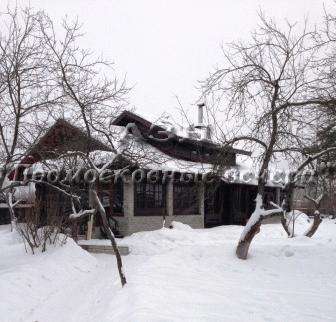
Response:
2,110,282,238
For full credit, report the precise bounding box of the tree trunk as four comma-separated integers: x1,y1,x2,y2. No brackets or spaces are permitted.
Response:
236,170,267,260
90,188,126,287
305,211,322,238
236,193,283,259
280,179,296,237
236,220,261,259
280,215,291,237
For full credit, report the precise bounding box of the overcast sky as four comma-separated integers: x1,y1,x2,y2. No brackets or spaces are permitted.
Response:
5,0,334,122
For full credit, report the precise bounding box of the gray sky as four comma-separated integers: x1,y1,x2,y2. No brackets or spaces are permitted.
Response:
6,0,333,121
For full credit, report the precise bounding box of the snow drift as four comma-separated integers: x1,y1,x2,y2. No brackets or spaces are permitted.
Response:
1,218,336,322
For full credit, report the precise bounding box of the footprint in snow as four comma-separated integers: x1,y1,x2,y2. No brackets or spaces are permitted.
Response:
284,250,295,257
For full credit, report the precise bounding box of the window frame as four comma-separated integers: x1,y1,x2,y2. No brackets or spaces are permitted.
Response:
134,181,166,216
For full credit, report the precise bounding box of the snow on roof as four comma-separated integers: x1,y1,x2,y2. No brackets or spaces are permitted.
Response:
112,110,251,157
113,133,286,187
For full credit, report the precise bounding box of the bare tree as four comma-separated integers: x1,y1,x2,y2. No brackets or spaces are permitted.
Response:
0,7,63,229
201,13,336,259
37,15,130,286
0,6,130,286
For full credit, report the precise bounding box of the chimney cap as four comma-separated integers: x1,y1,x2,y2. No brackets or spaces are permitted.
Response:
195,102,205,129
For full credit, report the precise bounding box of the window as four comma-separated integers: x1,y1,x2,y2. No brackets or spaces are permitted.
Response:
173,183,199,215
135,182,166,216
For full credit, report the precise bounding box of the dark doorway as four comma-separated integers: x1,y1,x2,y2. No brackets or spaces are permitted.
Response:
204,183,233,227
204,183,259,227
215,184,232,225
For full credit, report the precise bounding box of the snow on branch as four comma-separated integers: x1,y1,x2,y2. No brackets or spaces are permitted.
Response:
69,199,95,220
69,208,95,220
239,195,283,242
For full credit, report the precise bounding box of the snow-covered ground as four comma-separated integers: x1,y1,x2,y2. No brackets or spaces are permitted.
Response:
1,218,336,322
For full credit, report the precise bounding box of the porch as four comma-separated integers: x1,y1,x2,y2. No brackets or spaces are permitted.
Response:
204,182,280,228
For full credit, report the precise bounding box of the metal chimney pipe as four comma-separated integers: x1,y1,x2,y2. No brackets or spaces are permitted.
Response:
197,102,205,125
205,125,212,140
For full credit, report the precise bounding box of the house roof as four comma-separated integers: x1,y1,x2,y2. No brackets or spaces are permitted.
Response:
112,110,251,165
28,119,113,160
8,119,115,180
8,112,253,181
5,116,284,190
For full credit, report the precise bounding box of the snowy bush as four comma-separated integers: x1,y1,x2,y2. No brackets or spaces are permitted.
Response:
16,208,68,254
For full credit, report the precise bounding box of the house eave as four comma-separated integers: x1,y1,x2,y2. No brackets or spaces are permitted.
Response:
112,110,252,158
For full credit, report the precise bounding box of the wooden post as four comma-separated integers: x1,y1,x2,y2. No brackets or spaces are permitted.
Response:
86,214,94,240
276,187,281,205
86,182,95,240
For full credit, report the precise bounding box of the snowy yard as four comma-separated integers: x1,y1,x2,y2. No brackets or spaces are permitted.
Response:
1,219,336,322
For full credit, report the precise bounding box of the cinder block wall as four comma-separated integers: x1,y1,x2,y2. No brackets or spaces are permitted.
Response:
114,181,133,236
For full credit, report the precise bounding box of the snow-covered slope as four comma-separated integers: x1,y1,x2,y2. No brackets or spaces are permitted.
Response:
0,226,98,322
1,219,336,322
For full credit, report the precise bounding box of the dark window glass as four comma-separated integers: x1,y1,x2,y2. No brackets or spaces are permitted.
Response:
173,183,199,215
204,184,216,215
135,182,166,216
